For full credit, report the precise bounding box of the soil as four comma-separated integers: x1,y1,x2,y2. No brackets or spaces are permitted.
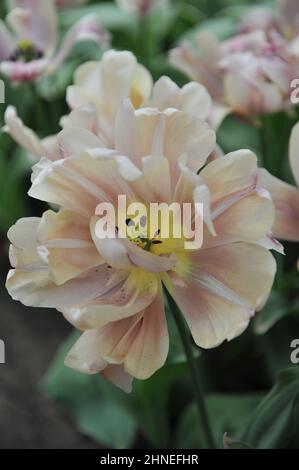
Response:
0,243,101,449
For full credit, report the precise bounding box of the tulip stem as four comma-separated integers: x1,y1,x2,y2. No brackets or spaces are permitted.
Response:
165,289,216,449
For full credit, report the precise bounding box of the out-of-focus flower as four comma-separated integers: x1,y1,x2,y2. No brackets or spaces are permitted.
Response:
55,0,88,7
239,1,299,38
6,92,277,390
0,0,109,83
116,0,168,17
170,0,299,123
170,29,299,122
278,0,299,37
239,7,280,34
4,50,212,158
258,122,299,242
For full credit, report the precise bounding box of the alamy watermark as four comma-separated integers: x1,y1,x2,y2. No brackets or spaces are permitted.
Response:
290,339,299,364
0,340,5,364
291,79,299,104
94,196,204,250
0,79,4,104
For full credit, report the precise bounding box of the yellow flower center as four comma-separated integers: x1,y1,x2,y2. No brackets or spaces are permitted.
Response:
18,39,33,52
9,40,43,62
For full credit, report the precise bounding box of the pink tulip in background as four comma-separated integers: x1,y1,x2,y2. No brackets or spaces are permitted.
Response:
0,0,109,83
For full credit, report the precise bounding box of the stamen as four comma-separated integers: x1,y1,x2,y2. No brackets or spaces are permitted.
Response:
8,40,44,63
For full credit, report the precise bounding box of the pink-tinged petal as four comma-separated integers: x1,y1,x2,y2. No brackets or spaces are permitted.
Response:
170,243,276,348
101,365,133,393
29,153,136,216
176,82,212,121
50,15,110,72
0,58,48,82
289,122,299,186
138,156,172,202
97,51,151,115
62,269,159,329
170,282,254,349
37,210,102,285
258,168,299,241
40,135,61,161
90,216,133,270
0,19,16,60
65,332,133,392
203,190,275,248
115,100,161,165
239,6,278,33
7,217,125,309
151,76,211,121
193,184,216,236
65,52,152,146
258,234,285,255
163,111,216,177
278,0,299,32
3,106,55,160
170,33,223,99
115,101,216,181
200,150,258,204
60,105,99,135
8,217,42,268
65,292,168,381
7,261,126,309
122,293,168,379
67,50,150,118
64,330,108,374
174,166,202,205
57,127,104,158
8,0,57,52
124,239,177,273
190,243,276,311
66,61,102,109
260,58,289,95
99,294,168,379
224,73,283,115
130,63,153,108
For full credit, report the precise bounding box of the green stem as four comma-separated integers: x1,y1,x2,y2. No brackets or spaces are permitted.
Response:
165,289,216,449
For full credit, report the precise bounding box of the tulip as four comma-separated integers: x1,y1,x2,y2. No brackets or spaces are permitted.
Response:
6,95,277,390
170,0,299,123
4,50,212,159
170,29,299,122
0,0,109,83
258,122,299,242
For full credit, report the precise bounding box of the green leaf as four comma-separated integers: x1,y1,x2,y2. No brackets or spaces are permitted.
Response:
36,61,77,100
59,4,136,32
254,291,293,335
131,361,187,448
175,394,262,449
217,115,261,160
242,367,299,449
43,331,137,449
43,329,188,449
0,146,32,230
181,17,236,43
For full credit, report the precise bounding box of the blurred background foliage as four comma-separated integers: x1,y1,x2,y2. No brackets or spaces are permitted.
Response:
0,0,299,450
